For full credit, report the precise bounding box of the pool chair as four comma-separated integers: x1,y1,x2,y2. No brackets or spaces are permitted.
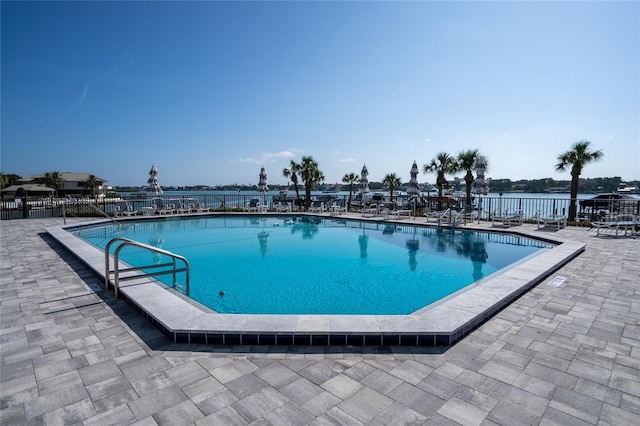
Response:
141,205,156,216
360,204,379,217
537,212,567,230
425,208,452,225
245,198,267,213
492,209,523,227
449,205,475,226
276,202,292,213
188,198,208,213
113,200,136,217
384,202,412,219
330,202,346,215
309,201,325,213
169,199,190,214
593,214,638,237
151,198,174,215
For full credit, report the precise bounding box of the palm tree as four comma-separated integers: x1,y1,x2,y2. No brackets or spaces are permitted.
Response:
282,160,301,203
83,174,101,199
556,140,603,221
0,173,21,189
342,172,359,211
42,171,65,198
299,156,324,209
457,149,488,205
423,152,460,211
381,173,402,201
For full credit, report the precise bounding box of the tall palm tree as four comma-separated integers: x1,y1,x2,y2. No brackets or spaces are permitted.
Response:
457,149,487,206
42,171,65,198
423,152,460,211
83,174,101,199
342,172,359,210
381,173,402,201
556,140,603,221
282,160,301,203
299,156,324,209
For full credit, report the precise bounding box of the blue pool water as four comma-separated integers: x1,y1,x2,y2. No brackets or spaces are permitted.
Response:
74,216,553,315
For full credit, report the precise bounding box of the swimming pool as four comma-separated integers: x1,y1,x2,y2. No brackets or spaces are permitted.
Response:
73,216,553,315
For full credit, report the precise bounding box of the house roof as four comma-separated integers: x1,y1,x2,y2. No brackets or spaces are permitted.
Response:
0,184,55,193
21,172,107,183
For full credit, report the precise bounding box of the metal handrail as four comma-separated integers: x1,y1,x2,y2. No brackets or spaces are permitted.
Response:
84,202,123,228
105,237,190,298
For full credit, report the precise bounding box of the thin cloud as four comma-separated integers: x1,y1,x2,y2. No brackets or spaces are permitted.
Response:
236,150,298,165
75,59,134,106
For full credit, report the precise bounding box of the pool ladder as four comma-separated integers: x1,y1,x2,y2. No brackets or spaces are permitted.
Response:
105,237,190,298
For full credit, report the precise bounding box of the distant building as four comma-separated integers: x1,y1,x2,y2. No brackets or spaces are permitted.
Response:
0,172,108,199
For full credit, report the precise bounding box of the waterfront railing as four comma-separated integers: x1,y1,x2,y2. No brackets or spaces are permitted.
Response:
2,194,639,223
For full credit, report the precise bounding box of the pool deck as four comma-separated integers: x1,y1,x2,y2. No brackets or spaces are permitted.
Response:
1,216,639,424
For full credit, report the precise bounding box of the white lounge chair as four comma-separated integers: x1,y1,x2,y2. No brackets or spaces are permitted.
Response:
380,202,410,219
169,199,190,214
537,212,567,230
151,198,173,215
360,205,379,217
309,201,325,213
448,206,475,226
245,198,267,213
188,198,208,213
330,202,346,215
593,214,638,237
276,202,292,213
492,209,523,227
113,200,136,217
425,208,451,225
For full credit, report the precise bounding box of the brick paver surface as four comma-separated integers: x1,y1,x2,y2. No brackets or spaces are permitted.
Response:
1,218,639,425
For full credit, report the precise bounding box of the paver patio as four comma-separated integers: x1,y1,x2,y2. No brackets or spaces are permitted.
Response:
1,217,638,425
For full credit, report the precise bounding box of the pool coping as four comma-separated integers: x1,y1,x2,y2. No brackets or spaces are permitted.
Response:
46,214,585,346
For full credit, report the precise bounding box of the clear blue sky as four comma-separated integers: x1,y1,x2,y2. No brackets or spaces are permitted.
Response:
2,1,638,187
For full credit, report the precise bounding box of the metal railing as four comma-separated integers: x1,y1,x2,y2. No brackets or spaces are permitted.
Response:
104,237,190,298
79,202,122,228
3,194,639,223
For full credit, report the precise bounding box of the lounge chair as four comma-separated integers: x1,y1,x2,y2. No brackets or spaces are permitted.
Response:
384,202,412,219
492,209,523,227
188,198,208,213
537,212,567,230
113,200,136,217
169,199,190,214
151,198,173,215
330,202,346,215
141,205,156,216
593,214,638,237
309,201,325,213
448,205,475,226
245,198,267,213
276,202,292,213
425,208,451,225
360,205,379,217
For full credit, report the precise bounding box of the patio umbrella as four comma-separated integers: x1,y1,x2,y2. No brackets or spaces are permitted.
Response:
471,156,490,196
407,161,421,196
257,166,269,207
146,163,163,195
471,156,490,222
359,164,370,203
407,161,422,218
